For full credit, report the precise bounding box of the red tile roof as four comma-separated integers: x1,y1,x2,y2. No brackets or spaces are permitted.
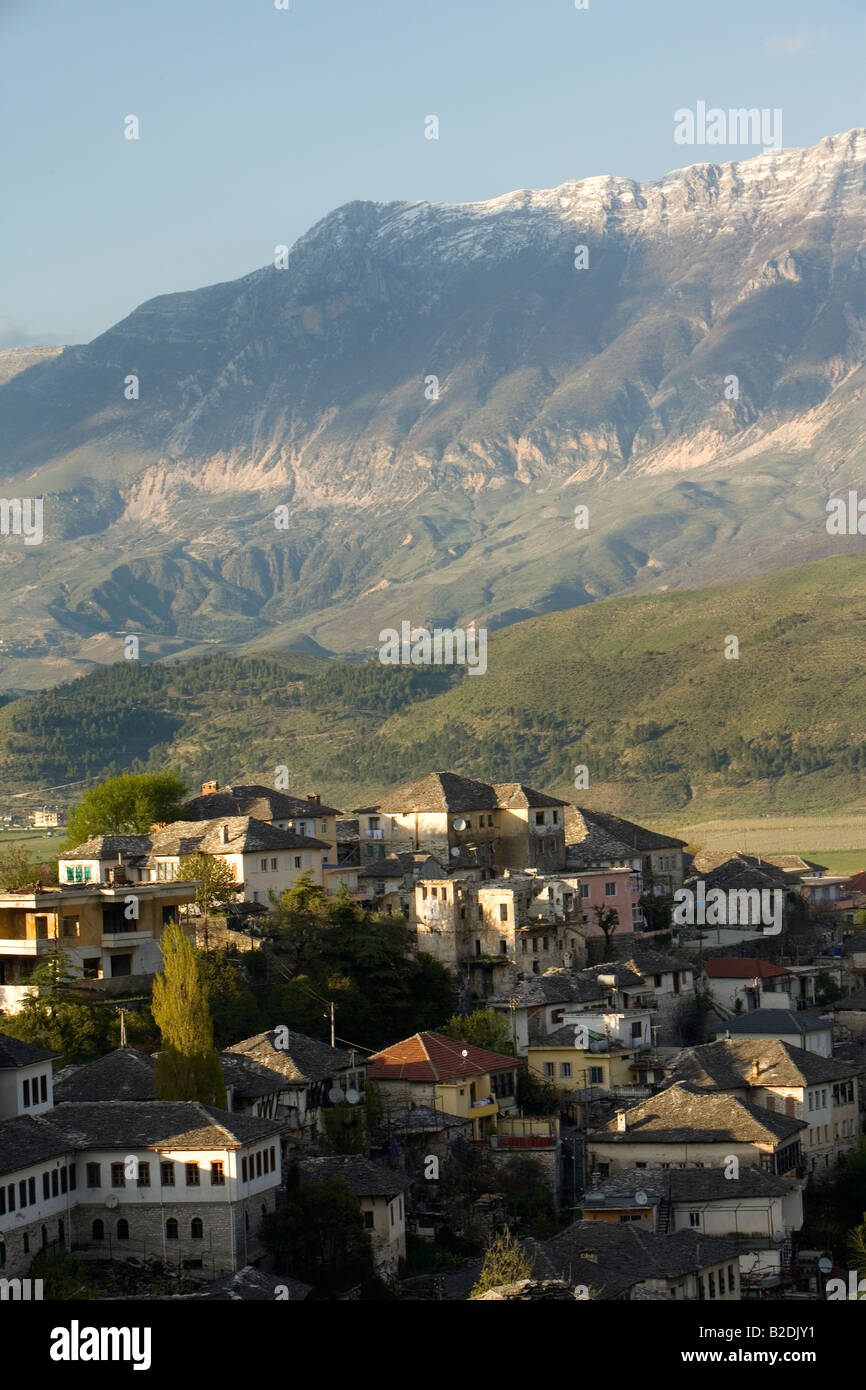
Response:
367,1031,516,1083
844,871,866,894
705,958,791,980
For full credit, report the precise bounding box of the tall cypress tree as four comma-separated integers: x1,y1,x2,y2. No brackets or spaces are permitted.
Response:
152,921,226,1107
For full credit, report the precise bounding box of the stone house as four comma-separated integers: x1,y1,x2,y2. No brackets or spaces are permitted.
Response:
0,1035,58,1121
367,1032,519,1141
297,1155,409,1280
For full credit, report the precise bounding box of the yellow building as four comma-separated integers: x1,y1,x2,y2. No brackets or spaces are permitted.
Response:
527,1024,642,1094
368,1031,519,1140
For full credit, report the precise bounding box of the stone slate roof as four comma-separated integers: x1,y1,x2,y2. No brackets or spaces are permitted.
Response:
489,967,612,1010
566,808,686,856
183,785,341,820
671,1038,861,1091
834,987,866,1011
298,1155,409,1198
0,1033,59,1067
372,1105,471,1139
46,1101,283,1150
372,772,566,815
714,1010,830,1038
368,1031,517,1083
584,1163,796,1206
588,1081,806,1145
844,933,866,955
530,1222,743,1292
225,1030,359,1085
490,782,569,810
689,859,792,894
0,1114,73,1175
147,817,328,855
692,851,824,880
54,1047,290,1106
62,817,328,863
54,1048,157,1103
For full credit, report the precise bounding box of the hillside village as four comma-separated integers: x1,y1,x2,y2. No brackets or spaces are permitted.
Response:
1,769,866,1302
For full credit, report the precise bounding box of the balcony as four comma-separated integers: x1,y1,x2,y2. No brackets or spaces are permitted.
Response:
102,929,153,948
0,937,56,956
469,1098,498,1115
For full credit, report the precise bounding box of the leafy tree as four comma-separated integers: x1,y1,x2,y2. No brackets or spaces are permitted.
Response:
0,951,115,1063
814,970,843,1005
152,922,226,1106
517,1068,561,1117
65,772,187,846
639,893,673,933
441,1008,513,1055
260,1178,375,1295
195,949,265,1047
470,1227,532,1297
29,1248,95,1300
177,852,238,915
592,903,620,953
0,845,51,891
848,1223,866,1297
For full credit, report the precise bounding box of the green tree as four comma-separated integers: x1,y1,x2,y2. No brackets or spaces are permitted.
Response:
470,1227,532,1297
195,949,265,1048
152,922,226,1106
0,845,51,891
441,1008,513,1055
517,1068,561,1116
260,1178,375,1295
0,951,115,1063
177,852,238,915
65,772,187,846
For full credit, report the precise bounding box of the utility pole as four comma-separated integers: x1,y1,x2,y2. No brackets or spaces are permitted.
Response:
328,999,335,1049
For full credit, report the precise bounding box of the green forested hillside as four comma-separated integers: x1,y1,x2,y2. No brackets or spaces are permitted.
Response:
2,554,866,819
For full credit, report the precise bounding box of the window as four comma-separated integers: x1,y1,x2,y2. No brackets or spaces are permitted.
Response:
22,1235,28,1254
689,1212,701,1227
364,1210,374,1229
560,1062,572,1078
111,1163,126,1188
520,937,527,953
160,1161,175,1187
191,1218,203,1240
40,1075,47,1103
589,1066,604,1085
475,939,481,956
43,1172,50,1200
552,810,559,824
69,1165,76,1191
18,1180,26,1208
605,882,617,897
270,857,278,872
137,1162,150,1188
185,1162,200,1186
210,1161,225,1186
86,1163,101,1188
728,1264,736,1292
808,1092,814,1111
499,903,508,921
270,1147,276,1172
260,858,268,873
631,1021,643,1039
166,1219,178,1240
92,1220,104,1241
22,1079,30,1107
581,883,590,898
499,939,507,954
82,958,100,979
242,1157,248,1182
543,1062,555,1078
50,1170,58,1197
62,915,80,938
535,812,545,826
708,1272,716,1299
256,1151,263,1177
117,1219,129,1241
5,1185,13,1212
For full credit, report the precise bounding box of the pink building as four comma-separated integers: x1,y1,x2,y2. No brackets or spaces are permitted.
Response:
568,867,644,938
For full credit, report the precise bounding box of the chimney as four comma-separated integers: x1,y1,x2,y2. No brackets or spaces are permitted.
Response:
219,824,229,846
202,780,219,795
749,1057,761,1082
615,1109,628,1132
307,793,321,805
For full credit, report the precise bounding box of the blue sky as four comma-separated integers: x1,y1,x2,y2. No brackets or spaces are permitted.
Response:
1,0,864,346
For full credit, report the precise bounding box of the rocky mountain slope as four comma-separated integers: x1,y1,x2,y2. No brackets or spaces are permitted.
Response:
1,130,865,690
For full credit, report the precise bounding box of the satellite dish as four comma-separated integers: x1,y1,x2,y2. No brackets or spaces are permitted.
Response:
452,817,467,831
105,1194,119,1209
345,1088,361,1106
635,1190,647,1206
461,1049,468,1059
328,1086,345,1104
818,1256,833,1273
450,847,461,858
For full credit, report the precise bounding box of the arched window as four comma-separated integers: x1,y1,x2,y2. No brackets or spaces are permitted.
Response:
166,1218,178,1240
190,1218,203,1240
22,1234,29,1254
58,1219,65,1244
261,1204,266,1218
117,1219,129,1241
91,1220,103,1241
41,1225,48,1247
